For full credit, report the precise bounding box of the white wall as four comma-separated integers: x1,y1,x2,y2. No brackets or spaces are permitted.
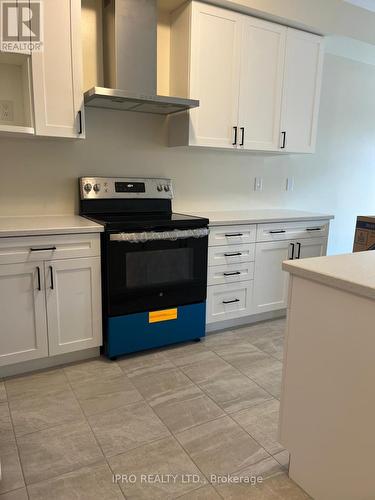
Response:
0,54,374,255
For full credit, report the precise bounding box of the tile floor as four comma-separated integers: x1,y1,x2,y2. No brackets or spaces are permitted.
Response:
0,319,311,499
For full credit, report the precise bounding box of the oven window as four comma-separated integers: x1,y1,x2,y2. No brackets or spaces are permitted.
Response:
126,248,194,288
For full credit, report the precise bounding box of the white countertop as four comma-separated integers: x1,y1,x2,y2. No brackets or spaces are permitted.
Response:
189,209,334,226
0,215,104,237
283,251,375,300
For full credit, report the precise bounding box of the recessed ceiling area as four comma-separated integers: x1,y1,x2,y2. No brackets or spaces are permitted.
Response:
343,0,375,12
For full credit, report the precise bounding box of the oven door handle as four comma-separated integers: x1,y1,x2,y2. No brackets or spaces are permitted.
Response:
110,228,209,242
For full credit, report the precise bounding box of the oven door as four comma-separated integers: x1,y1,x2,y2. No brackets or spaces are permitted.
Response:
106,228,209,316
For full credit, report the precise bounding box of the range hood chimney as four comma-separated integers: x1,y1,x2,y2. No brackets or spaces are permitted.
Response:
84,0,199,115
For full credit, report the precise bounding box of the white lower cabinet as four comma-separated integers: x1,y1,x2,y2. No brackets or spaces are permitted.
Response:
253,240,293,314
45,257,102,356
0,234,102,367
0,262,48,367
206,220,330,328
207,281,253,324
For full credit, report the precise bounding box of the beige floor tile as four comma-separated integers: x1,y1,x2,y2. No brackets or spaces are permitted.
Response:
248,334,285,359
273,450,290,470
232,399,284,455
27,462,123,500
203,330,241,349
117,351,174,378
109,436,206,500
215,472,310,499
5,370,69,401
71,373,143,417
130,368,201,407
154,393,225,434
183,359,272,414
63,359,122,384
9,390,83,437
88,400,170,458
208,342,264,365
230,455,285,482
0,489,28,500
0,382,6,402
177,485,221,499
0,442,24,495
235,354,283,399
175,416,269,476
163,343,216,368
17,420,104,485
0,403,15,445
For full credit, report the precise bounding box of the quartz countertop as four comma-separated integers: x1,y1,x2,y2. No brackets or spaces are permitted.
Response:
0,215,104,237
188,209,334,226
283,251,375,300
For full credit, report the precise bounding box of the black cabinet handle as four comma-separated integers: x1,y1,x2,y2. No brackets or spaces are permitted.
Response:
281,131,287,149
296,242,301,259
223,299,240,304
224,252,242,257
36,266,41,291
289,243,295,260
78,110,83,135
240,127,245,146
232,126,238,145
30,246,56,252
225,233,243,237
306,227,321,231
223,271,241,276
49,266,54,290
270,230,286,234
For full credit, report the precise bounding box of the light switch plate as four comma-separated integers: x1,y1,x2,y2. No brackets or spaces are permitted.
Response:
254,177,263,191
286,177,294,191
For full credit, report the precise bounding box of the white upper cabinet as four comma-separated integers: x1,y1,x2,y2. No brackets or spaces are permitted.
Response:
238,18,286,151
169,1,324,153
280,29,324,153
32,0,84,138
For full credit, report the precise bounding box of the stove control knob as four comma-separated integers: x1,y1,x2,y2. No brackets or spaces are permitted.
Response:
164,185,170,192
83,183,92,193
157,185,163,192
93,183,101,193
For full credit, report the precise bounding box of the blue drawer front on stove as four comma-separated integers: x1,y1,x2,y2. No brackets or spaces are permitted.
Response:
106,302,206,358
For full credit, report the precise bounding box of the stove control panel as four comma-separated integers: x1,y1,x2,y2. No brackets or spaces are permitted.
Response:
80,177,174,200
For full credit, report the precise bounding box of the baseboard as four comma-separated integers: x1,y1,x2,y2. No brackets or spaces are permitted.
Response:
206,309,286,333
1,347,101,379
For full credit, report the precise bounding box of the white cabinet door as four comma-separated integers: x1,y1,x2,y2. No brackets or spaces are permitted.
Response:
238,17,286,151
189,2,241,147
280,29,324,153
32,0,84,138
0,262,48,366
297,237,327,259
253,240,294,313
45,257,102,356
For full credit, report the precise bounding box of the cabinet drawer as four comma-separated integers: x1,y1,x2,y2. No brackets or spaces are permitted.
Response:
207,281,253,324
208,244,255,266
256,220,329,242
207,262,254,286
209,225,256,246
0,234,100,265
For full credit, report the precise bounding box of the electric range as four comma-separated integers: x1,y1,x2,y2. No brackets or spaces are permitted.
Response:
79,176,209,359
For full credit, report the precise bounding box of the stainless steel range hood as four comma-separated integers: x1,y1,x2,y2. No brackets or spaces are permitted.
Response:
84,0,199,115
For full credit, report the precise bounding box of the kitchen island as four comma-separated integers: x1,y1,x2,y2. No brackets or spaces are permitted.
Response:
279,251,375,500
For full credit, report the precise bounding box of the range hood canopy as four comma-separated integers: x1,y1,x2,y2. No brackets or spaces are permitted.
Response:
84,0,199,115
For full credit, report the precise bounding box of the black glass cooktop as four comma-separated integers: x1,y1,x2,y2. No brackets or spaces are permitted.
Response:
83,212,209,232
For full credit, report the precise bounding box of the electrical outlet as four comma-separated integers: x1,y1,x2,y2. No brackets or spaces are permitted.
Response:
254,177,263,192
286,177,294,191
0,100,14,123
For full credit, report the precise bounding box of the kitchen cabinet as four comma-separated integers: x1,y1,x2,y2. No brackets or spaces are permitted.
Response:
280,29,324,153
0,0,84,138
169,1,324,153
32,0,85,138
0,234,101,367
0,262,48,366
45,257,102,356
